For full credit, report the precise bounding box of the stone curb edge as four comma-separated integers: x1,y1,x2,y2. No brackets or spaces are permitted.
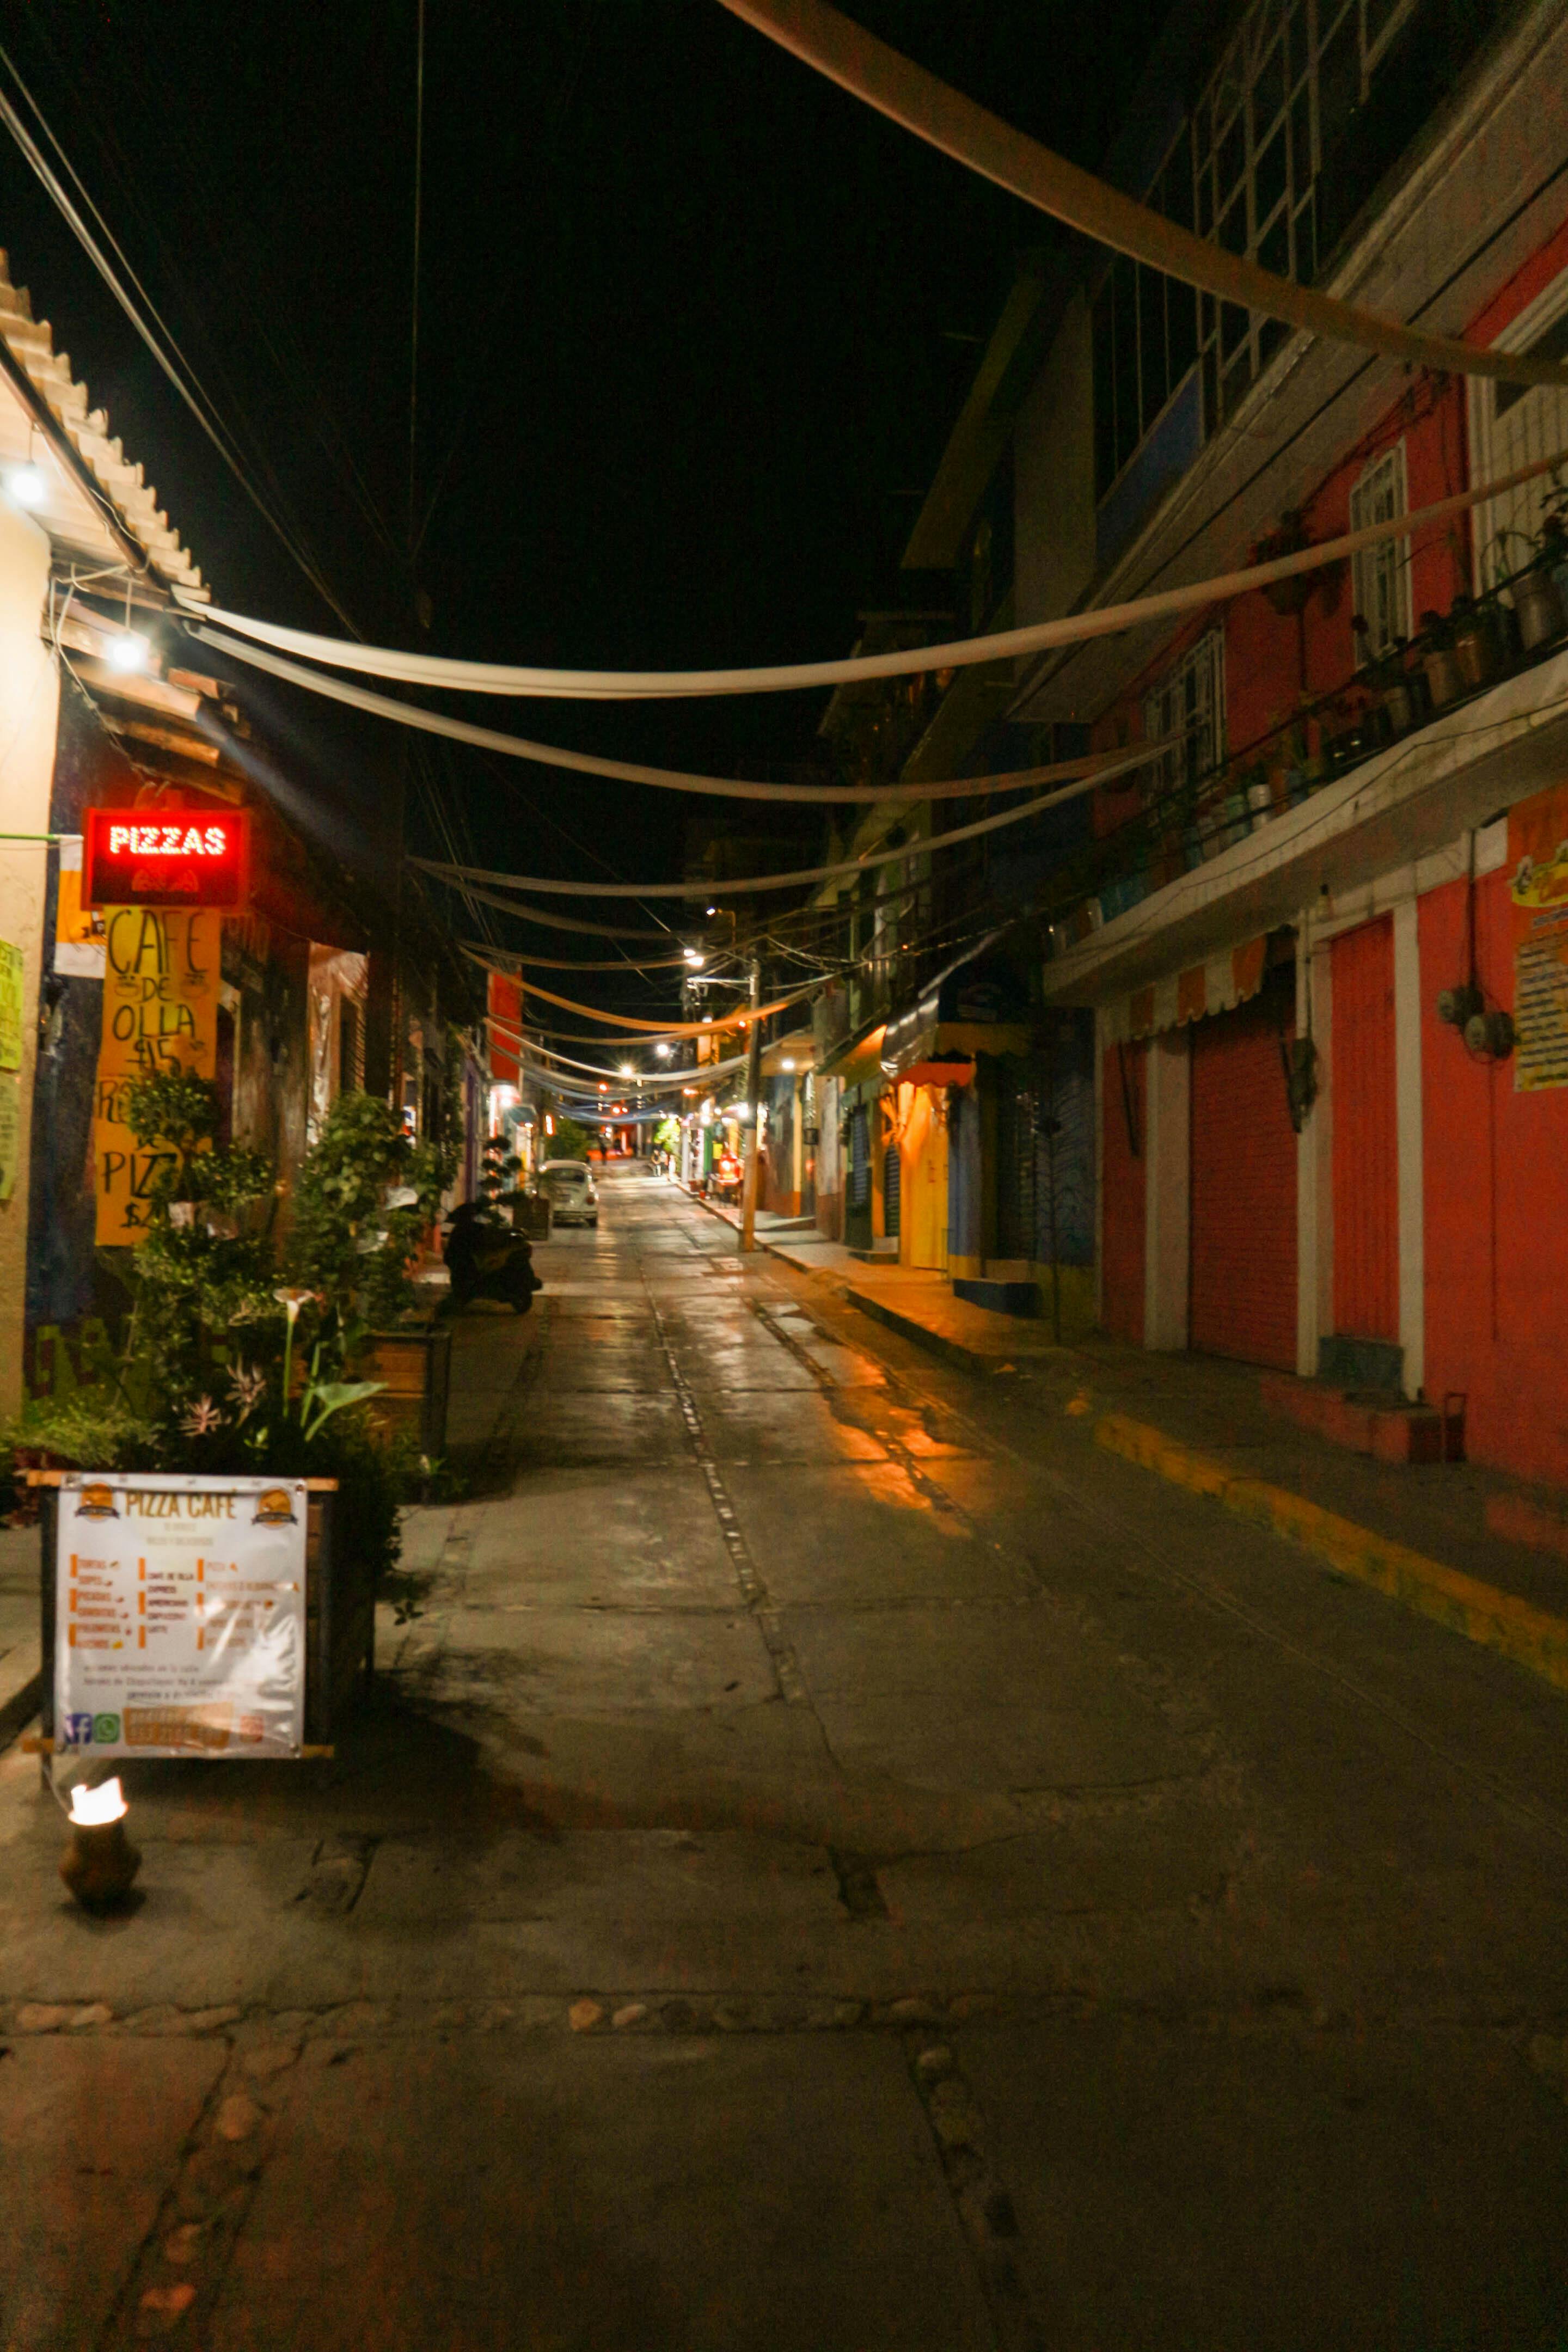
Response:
1094,1411,1568,1696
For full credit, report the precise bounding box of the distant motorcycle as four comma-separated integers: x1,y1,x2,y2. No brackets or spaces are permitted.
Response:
443,1204,541,1314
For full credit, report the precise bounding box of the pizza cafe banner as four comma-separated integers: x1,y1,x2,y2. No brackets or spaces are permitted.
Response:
54,1473,308,1761
94,905,219,1244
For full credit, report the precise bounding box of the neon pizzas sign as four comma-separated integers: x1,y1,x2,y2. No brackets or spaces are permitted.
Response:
83,807,250,910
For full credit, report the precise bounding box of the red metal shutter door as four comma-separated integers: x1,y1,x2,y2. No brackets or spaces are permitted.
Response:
1190,992,1298,1369
1331,916,1398,1342
1101,1039,1146,1343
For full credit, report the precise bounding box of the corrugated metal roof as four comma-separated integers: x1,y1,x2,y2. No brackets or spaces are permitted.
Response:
0,248,206,597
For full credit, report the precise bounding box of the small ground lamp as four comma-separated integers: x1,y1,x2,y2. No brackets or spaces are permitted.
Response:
60,1777,141,1911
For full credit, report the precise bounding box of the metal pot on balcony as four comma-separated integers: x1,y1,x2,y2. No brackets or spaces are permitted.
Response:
1450,595,1502,691
1515,559,1568,653
1419,611,1462,710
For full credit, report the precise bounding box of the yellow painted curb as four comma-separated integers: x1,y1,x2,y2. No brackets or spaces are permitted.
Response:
1093,1412,1568,1696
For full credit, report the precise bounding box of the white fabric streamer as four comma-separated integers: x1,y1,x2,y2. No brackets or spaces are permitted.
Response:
486,1016,749,1083
415,751,1146,903
181,449,1566,702
193,625,1140,805
718,0,1568,390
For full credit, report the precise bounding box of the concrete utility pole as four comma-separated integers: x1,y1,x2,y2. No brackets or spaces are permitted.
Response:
740,954,762,1252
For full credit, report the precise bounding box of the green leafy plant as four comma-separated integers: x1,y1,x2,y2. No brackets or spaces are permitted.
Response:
286,1091,450,1374
118,1073,279,1414
548,1115,594,1162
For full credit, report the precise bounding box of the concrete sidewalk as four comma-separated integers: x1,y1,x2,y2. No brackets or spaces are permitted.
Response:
686,1185,1066,1369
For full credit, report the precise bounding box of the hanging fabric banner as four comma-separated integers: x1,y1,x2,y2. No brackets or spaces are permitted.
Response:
715,0,1568,389
183,452,1568,703
191,627,1143,806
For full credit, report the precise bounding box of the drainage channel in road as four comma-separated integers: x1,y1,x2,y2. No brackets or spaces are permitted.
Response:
643,1282,813,1710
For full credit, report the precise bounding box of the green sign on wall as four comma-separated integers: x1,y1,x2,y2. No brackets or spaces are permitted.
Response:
0,938,21,1072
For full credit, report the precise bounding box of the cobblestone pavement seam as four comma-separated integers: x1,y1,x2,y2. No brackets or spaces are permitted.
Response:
644,1290,812,1707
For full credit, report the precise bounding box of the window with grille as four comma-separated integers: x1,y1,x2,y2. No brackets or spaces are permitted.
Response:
1192,0,1422,431
1468,266,1568,592
1093,0,1426,503
1143,629,1227,806
1349,443,1410,660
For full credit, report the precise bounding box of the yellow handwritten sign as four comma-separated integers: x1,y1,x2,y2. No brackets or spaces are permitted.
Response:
94,907,219,1245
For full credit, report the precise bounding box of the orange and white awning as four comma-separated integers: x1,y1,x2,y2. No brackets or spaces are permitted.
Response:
1102,935,1270,1045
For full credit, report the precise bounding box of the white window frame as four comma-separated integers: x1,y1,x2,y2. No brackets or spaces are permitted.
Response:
1467,262,1568,596
1349,440,1410,661
1144,627,1227,802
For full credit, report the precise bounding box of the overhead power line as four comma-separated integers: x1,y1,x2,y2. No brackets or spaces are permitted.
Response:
0,45,362,632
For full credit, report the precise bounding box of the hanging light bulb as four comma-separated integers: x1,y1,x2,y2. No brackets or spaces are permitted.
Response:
7,462,48,510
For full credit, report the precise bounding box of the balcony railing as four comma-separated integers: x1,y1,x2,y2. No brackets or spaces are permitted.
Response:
1038,546,1568,958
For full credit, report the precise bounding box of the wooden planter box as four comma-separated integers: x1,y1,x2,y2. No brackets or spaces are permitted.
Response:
353,1324,452,1458
507,1192,552,1240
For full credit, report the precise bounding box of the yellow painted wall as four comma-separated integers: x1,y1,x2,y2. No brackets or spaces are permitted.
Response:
899,1083,950,1272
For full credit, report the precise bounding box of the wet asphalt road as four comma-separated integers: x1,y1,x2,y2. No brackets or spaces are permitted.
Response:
6,1163,1568,2350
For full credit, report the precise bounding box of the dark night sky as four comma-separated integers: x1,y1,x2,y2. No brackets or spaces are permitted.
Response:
0,0,1170,1021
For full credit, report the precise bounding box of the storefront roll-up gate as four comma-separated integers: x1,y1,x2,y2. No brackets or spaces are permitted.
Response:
995,1076,1036,1263
1331,914,1398,1347
846,1102,872,1248
1189,965,1299,1371
992,1014,1095,1334
882,1134,901,1238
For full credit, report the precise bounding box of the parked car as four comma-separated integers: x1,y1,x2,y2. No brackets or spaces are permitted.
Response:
538,1157,599,1226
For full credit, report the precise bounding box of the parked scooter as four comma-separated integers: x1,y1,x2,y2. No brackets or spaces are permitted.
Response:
443,1202,541,1314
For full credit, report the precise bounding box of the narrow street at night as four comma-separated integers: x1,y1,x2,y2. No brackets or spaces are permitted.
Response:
8,1,1568,2343
7,1165,1568,2349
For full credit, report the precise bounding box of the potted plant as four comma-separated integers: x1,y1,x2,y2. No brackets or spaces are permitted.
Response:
1418,609,1463,710
14,1074,416,1737
1515,516,1568,652
286,1090,456,1460
1448,591,1504,691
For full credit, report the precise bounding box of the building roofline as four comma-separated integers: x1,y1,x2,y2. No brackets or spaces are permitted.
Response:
0,249,205,601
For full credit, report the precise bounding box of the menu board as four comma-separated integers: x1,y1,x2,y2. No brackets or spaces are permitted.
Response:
54,1474,308,1760
94,906,219,1244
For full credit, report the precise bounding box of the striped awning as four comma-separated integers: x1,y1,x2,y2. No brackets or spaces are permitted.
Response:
1102,934,1269,1044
